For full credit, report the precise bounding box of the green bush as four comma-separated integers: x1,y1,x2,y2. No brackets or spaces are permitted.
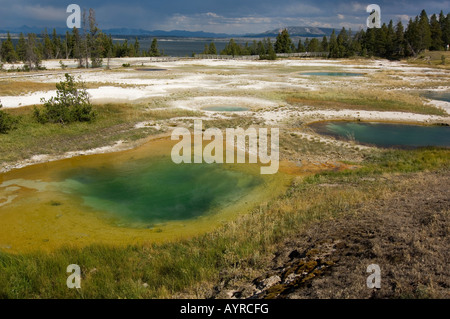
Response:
34,73,96,124
0,102,16,134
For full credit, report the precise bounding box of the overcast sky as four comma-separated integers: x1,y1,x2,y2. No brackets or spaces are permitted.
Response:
0,1,448,33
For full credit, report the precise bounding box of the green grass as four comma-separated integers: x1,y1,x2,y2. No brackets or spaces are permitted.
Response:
0,147,448,299
406,50,450,69
284,89,446,116
0,104,138,163
0,104,204,164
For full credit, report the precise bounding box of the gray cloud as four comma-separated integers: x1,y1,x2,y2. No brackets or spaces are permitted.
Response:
0,0,448,33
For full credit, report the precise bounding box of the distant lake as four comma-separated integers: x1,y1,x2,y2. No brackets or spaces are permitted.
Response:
114,38,250,57
8,37,251,57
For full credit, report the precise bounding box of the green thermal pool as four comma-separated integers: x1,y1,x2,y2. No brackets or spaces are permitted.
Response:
309,121,450,148
202,106,250,112
301,72,365,77
422,91,450,103
0,138,285,252
60,158,262,225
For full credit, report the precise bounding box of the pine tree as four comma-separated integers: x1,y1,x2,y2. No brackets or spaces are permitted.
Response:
374,24,388,57
405,17,419,56
43,29,53,59
364,27,377,56
385,21,396,58
64,31,73,59
16,33,27,62
337,27,350,57
297,39,305,52
321,36,329,52
250,40,258,55
439,11,450,48
257,41,266,57
417,10,432,51
430,14,444,50
209,42,217,55
274,29,293,53
351,30,362,55
222,39,241,56
149,38,160,57
394,21,405,57
134,37,140,57
72,27,84,68
307,38,320,52
1,32,18,63
52,29,62,59
265,38,276,60
88,9,103,68
304,38,310,52
328,30,339,58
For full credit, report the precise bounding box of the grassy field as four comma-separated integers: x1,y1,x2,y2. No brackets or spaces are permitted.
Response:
282,89,446,115
406,50,450,69
0,104,205,164
0,147,448,299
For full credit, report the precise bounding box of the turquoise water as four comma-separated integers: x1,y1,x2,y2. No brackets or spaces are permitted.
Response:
423,91,450,103
310,121,450,148
136,68,167,72
301,72,365,77
60,158,263,225
202,106,250,112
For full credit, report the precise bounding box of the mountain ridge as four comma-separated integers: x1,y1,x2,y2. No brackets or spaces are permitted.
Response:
0,25,336,38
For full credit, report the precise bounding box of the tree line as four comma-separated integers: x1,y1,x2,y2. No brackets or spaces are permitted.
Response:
204,38,277,60
207,9,449,60
1,8,448,67
0,9,162,70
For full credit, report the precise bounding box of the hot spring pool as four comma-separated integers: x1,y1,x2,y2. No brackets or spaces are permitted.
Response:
202,106,250,112
309,121,450,148
0,138,285,252
135,68,167,72
422,91,450,103
60,158,262,224
301,72,365,77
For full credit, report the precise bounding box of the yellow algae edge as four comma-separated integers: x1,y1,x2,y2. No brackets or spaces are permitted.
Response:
0,136,292,254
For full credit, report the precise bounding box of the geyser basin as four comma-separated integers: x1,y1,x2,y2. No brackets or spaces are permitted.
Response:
0,138,285,253
309,121,450,148
301,72,365,77
202,106,250,112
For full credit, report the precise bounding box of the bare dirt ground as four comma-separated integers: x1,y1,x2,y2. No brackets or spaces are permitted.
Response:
211,172,450,299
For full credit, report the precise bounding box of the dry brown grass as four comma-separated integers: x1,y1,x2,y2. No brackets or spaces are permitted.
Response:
0,81,56,96
283,87,444,115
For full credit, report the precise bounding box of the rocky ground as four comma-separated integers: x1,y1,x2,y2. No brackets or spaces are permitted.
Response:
211,172,450,299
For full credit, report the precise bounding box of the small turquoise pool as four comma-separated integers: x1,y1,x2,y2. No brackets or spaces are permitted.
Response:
422,91,450,103
202,106,250,112
136,68,167,72
309,121,450,148
301,72,365,77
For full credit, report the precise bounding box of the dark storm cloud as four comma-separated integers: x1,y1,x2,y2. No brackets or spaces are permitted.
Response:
0,0,448,33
